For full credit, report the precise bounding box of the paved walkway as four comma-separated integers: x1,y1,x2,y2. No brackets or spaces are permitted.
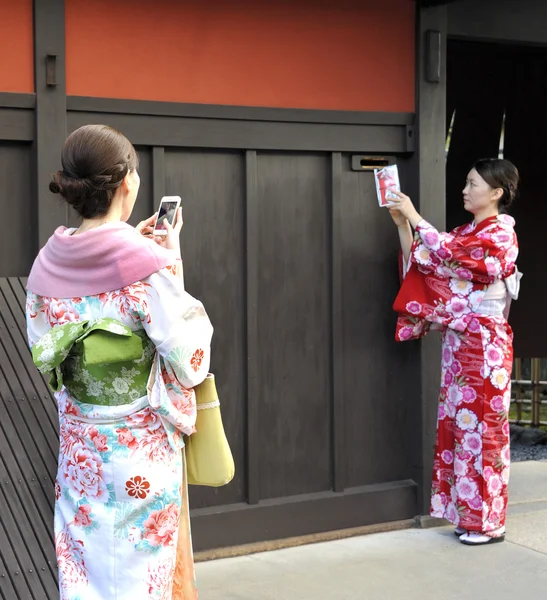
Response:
195,460,547,600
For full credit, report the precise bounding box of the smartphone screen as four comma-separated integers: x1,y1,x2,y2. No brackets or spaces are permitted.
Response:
154,198,180,233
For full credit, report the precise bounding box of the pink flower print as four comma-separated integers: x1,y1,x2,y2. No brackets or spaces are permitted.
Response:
492,232,512,247
501,467,510,484
456,408,478,431
143,503,180,547
46,299,80,326
505,246,518,263
116,428,139,450
406,301,422,315
485,256,502,277
461,386,477,404
89,427,108,453
485,345,504,368
447,384,463,407
480,363,491,380
455,267,473,281
438,403,446,420
457,449,473,462
445,502,459,525
502,446,511,467
147,558,175,597
55,527,87,590
487,474,503,496
467,318,481,333
449,278,473,297
468,495,483,510
423,230,441,250
487,512,502,529
413,244,432,266
462,432,482,455
441,450,454,465
450,360,463,376
502,421,510,436
490,395,505,413
444,330,462,350
431,493,446,514
445,297,471,319
62,443,109,502
470,247,485,261
442,346,453,366
490,368,509,391
74,504,93,528
444,397,457,419
443,370,454,387
456,476,479,501
436,247,451,260
398,326,414,341
454,458,468,477
474,455,483,475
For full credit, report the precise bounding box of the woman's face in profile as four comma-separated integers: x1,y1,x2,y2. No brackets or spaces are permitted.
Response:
121,169,141,221
462,168,500,216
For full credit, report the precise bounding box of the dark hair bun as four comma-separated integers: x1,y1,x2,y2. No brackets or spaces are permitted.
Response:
473,158,520,212
50,125,139,219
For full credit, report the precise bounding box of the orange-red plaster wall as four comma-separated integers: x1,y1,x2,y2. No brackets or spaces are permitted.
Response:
66,0,415,112
0,0,34,93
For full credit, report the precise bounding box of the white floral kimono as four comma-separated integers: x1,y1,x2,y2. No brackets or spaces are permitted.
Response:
26,265,213,600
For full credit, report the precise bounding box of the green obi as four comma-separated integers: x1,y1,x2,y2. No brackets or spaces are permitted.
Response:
32,318,155,406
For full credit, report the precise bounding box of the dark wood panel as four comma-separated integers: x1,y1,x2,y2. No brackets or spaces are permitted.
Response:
191,479,417,551
164,150,247,508
0,143,36,277
0,108,34,142
0,92,36,109
256,152,331,499
446,41,506,231
127,146,154,227
34,0,68,247
412,2,448,512
331,152,345,493
67,95,415,127
245,150,260,505
340,155,418,488
67,112,412,154
503,48,547,357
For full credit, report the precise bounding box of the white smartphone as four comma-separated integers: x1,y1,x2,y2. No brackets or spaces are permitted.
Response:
153,196,181,235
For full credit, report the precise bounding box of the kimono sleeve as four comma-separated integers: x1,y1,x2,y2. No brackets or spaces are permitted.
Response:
26,291,52,348
141,267,214,389
412,219,518,284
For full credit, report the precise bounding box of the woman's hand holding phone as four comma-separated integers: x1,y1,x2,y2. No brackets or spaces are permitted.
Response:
136,208,183,255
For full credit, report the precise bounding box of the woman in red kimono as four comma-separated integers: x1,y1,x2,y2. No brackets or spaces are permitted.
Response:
389,158,521,545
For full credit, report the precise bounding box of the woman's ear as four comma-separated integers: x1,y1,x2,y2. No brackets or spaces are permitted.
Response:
492,187,504,202
120,171,133,195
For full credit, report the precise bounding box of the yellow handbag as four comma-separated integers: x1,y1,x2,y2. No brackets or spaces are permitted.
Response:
184,373,235,487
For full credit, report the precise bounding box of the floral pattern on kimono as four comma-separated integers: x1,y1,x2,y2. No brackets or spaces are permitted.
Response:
27,265,212,600
393,214,519,534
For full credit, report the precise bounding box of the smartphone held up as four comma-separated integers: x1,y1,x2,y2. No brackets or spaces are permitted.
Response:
374,165,400,208
153,196,181,235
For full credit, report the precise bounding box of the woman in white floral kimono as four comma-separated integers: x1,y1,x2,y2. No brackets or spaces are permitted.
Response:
26,124,212,599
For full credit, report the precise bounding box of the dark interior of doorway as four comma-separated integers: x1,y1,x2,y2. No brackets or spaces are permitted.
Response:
446,39,547,360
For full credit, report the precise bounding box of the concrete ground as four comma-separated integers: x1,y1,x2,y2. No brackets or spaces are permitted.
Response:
195,460,547,600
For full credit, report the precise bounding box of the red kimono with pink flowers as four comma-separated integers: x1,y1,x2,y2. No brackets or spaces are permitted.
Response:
393,214,519,534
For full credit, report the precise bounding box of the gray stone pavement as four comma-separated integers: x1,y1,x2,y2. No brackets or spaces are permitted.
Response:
195,460,547,599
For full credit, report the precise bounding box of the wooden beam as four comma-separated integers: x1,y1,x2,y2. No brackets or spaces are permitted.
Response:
33,0,67,247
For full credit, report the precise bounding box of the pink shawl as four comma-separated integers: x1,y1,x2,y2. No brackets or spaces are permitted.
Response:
27,222,177,298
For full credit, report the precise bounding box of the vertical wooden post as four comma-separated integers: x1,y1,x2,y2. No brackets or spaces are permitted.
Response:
33,0,67,247
331,152,345,494
412,3,448,514
245,150,260,505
